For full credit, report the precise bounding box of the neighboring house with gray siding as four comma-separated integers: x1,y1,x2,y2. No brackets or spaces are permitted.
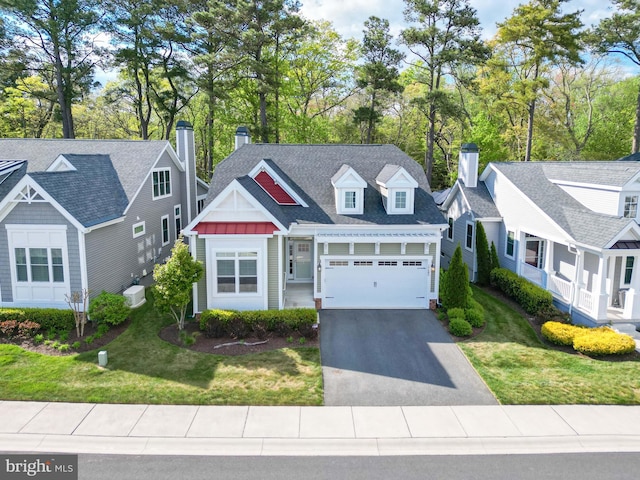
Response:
437,144,640,327
0,121,203,308
183,129,448,312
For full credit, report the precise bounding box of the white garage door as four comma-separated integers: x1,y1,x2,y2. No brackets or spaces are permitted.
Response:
322,256,430,309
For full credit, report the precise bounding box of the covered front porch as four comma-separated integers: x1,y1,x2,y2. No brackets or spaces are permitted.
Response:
518,233,640,326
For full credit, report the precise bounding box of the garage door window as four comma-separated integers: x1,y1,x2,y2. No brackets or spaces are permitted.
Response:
354,261,372,266
403,260,422,267
216,252,258,294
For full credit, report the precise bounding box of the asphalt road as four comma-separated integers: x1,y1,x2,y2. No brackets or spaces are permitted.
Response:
79,453,640,480
319,309,497,405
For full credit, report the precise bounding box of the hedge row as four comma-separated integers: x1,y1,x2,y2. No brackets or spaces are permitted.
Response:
541,321,636,355
0,308,74,332
490,268,553,315
199,308,318,340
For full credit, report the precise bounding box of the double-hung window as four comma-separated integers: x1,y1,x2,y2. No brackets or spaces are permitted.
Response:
216,252,258,294
624,195,638,219
506,230,515,258
344,191,356,209
152,169,171,199
15,247,64,283
625,256,635,284
465,222,474,251
447,217,454,240
161,215,170,246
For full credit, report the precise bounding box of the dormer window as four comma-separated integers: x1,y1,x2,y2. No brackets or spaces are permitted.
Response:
331,165,366,215
344,191,357,209
376,165,418,215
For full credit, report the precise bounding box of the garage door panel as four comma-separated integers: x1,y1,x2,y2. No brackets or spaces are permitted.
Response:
323,257,430,309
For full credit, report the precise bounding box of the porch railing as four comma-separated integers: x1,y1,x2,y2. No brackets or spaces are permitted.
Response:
521,262,544,287
548,274,572,302
578,288,594,312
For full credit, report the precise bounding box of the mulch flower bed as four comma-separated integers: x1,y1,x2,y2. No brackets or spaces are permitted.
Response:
158,320,319,356
0,319,131,356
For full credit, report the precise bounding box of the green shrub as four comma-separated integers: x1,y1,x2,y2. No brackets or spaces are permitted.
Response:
58,331,69,342
541,321,585,346
97,323,110,336
573,328,636,356
85,335,95,345
199,309,236,338
447,307,465,319
449,318,472,337
465,308,485,328
0,308,73,332
34,334,44,344
475,221,491,286
441,244,470,309
490,268,553,315
199,308,317,339
88,291,131,326
179,330,199,346
72,341,81,349
58,344,70,352
490,241,500,271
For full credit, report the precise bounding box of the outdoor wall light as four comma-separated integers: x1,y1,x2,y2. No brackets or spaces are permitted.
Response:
317,261,322,272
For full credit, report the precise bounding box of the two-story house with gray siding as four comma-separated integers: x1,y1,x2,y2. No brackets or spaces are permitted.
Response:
0,121,207,308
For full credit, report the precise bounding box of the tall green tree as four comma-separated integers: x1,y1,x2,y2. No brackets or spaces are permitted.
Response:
1,0,102,138
153,237,204,331
475,221,491,286
203,0,305,143
441,243,470,309
355,16,404,144
495,0,583,162
592,0,640,153
401,0,489,183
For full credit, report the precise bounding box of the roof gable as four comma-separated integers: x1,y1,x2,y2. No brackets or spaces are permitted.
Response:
331,164,367,188
376,164,418,188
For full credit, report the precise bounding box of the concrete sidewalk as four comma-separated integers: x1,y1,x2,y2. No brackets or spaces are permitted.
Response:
1,401,640,456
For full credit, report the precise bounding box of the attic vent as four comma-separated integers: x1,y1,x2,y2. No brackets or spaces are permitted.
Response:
47,155,77,172
253,170,298,205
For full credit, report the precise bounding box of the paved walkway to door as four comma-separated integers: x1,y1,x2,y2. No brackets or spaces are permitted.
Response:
320,310,498,406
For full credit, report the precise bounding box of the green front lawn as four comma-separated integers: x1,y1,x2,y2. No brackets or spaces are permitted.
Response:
0,296,322,405
461,286,640,404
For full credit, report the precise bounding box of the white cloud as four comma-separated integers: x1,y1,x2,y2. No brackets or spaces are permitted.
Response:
299,0,613,42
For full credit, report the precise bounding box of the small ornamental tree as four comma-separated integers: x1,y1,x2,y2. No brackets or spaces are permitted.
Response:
153,237,204,330
475,221,491,286
442,244,470,309
490,241,500,272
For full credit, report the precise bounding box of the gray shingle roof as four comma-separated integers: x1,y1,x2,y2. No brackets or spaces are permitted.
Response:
375,164,401,184
208,144,446,226
491,162,635,248
460,181,501,219
30,154,129,227
541,161,640,187
0,138,170,201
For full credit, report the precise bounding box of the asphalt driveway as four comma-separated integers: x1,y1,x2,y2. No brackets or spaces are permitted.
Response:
319,309,498,406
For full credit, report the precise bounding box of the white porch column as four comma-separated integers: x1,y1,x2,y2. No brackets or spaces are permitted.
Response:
572,249,584,312
623,254,640,320
595,254,609,321
543,240,554,288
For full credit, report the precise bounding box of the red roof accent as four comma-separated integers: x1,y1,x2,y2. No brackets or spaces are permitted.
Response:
253,171,298,205
194,222,279,235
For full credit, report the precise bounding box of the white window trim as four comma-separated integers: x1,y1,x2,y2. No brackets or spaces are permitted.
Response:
152,168,172,200
6,224,70,303
213,250,261,296
161,215,170,246
391,189,411,213
447,217,454,241
505,230,515,259
343,190,358,211
623,194,639,219
132,221,146,238
174,204,182,240
465,221,474,252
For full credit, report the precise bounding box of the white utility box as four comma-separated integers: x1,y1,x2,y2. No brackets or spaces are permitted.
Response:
98,350,108,367
123,285,146,308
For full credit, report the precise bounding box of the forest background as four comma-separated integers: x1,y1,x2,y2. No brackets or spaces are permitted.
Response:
1,0,639,189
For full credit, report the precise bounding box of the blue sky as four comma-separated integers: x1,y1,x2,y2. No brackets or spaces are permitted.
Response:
299,0,616,41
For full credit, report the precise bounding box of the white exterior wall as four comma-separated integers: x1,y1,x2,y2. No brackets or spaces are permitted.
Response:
556,184,619,216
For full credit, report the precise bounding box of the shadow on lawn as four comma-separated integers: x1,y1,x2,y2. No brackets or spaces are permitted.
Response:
73,292,317,390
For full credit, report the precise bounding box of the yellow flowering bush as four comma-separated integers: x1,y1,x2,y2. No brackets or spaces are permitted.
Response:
572,327,636,356
541,321,586,346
